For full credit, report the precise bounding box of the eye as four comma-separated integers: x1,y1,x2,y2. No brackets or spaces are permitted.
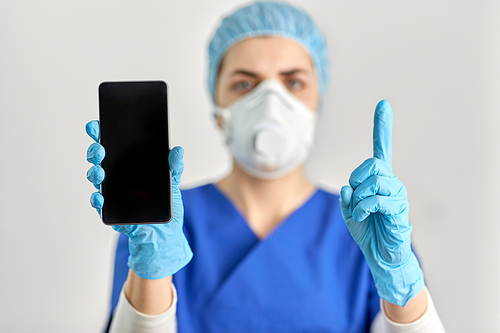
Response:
286,79,304,91
234,81,255,92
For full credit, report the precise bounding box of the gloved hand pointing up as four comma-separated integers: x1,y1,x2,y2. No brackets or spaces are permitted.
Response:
339,100,424,307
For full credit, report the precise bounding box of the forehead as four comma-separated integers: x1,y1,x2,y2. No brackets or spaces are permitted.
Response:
220,36,314,74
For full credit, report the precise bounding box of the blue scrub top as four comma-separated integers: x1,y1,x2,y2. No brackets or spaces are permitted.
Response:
108,184,380,332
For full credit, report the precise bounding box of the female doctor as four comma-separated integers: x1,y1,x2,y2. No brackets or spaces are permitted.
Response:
86,2,445,332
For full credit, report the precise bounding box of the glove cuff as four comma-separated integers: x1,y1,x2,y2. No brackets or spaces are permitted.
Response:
127,234,193,280
372,252,425,307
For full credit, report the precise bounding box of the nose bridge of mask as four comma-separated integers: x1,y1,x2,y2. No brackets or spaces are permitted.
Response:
255,89,289,121
253,79,294,110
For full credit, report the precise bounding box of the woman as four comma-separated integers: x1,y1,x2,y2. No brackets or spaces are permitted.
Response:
86,2,445,332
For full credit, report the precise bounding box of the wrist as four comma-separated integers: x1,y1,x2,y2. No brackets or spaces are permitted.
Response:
124,269,173,315
370,251,425,306
383,287,428,323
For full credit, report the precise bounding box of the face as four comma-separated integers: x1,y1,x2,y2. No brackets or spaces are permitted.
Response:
215,36,320,111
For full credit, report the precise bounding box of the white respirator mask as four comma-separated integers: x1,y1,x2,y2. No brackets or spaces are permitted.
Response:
214,79,317,179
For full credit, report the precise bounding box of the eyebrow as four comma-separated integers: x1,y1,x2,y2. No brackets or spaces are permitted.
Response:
229,68,311,78
230,70,259,78
280,68,311,76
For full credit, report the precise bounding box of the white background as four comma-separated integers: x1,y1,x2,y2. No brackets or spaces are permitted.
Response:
0,0,499,332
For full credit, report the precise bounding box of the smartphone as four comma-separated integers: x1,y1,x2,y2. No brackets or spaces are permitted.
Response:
98,81,172,225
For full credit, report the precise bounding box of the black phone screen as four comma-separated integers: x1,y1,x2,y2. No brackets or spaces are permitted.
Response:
98,81,171,225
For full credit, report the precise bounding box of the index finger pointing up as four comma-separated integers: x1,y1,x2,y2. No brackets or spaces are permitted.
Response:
373,100,393,168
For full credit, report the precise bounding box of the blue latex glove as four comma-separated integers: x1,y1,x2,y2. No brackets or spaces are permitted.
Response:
338,100,424,307
86,120,193,279
86,121,105,214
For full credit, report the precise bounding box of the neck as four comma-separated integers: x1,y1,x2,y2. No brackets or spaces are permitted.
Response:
216,161,316,239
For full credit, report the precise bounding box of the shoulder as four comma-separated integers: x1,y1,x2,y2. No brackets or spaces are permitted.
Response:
308,187,341,218
307,188,360,248
181,183,214,200
181,183,226,209
314,187,340,203
180,183,225,224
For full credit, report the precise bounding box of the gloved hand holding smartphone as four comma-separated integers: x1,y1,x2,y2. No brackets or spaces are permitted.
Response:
85,81,192,280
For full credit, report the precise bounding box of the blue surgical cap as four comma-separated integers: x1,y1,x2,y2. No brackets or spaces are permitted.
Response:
208,1,329,105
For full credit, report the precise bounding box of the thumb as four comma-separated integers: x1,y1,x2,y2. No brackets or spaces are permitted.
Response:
339,185,354,215
169,146,184,187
